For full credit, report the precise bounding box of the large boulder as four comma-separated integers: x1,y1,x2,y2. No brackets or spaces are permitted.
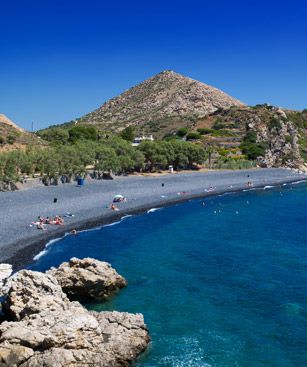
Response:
47,258,127,301
3,270,70,321
0,308,149,366
0,262,150,366
92,311,150,364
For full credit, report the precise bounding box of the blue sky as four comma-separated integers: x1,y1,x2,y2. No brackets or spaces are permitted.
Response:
1,0,307,130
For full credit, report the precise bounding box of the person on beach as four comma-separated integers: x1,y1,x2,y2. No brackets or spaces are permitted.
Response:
111,203,119,211
70,229,77,235
37,222,46,230
54,216,64,225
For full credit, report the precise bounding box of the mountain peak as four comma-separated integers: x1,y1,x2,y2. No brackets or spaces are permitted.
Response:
79,71,245,137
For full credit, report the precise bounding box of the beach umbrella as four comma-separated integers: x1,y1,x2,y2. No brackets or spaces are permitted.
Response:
114,194,124,199
113,194,124,202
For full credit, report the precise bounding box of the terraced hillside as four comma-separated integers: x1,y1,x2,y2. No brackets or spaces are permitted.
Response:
191,105,307,169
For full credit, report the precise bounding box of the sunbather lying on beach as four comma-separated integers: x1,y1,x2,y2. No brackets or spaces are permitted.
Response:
54,216,64,225
37,222,46,230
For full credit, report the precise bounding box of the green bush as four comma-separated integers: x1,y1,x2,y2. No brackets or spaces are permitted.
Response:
68,126,98,142
176,127,188,137
37,128,69,143
268,118,282,130
240,130,266,160
243,131,257,143
212,118,224,130
6,135,16,144
287,112,307,129
197,128,214,135
120,126,135,142
240,142,266,160
186,132,201,140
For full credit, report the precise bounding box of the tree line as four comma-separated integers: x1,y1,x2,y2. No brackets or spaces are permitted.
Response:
0,134,206,185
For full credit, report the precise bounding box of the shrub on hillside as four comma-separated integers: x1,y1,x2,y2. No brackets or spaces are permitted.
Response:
240,130,267,160
186,132,201,140
197,128,213,135
212,118,224,130
6,135,16,144
176,127,188,137
268,118,282,131
68,126,98,142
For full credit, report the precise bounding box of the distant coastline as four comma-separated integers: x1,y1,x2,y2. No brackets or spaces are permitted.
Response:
1,168,306,270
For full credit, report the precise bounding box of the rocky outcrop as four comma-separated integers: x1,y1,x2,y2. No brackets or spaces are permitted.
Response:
246,108,304,168
0,306,149,366
3,270,70,321
92,311,150,365
47,257,127,301
199,105,305,169
0,263,149,366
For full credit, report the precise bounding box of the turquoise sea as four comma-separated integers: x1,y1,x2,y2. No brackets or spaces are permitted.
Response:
30,183,307,367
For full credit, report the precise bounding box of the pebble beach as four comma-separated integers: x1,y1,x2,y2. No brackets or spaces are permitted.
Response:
0,168,306,267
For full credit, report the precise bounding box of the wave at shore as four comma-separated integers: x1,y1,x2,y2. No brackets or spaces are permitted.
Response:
33,235,68,261
147,208,162,213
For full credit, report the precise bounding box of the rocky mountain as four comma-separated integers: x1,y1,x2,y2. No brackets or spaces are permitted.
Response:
78,70,245,137
0,114,45,151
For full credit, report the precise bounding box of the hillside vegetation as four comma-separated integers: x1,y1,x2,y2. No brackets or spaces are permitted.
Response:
188,105,306,169
1,71,306,190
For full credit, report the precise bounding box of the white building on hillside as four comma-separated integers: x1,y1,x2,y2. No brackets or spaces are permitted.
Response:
132,135,154,146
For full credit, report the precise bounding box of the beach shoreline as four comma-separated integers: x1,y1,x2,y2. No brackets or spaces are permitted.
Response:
1,168,306,270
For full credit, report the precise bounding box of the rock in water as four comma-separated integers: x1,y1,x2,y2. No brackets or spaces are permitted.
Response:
92,311,150,364
47,257,127,301
0,264,150,366
0,306,149,366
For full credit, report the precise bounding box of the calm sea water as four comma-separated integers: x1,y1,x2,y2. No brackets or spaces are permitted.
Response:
30,183,307,367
